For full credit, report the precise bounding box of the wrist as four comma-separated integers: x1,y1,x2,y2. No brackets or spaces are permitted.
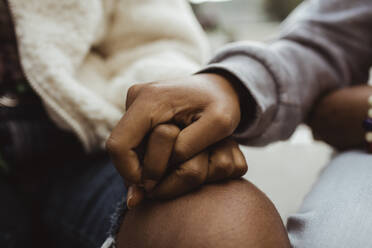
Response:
196,71,256,134
309,85,372,150
363,95,372,152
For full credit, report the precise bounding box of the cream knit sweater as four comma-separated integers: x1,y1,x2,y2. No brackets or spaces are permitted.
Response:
8,0,210,151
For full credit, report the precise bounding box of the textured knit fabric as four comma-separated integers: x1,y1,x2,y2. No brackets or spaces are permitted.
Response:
0,0,24,93
7,0,210,151
203,0,372,146
288,151,372,247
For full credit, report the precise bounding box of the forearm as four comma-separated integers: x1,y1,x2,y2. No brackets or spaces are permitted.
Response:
202,0,372,146
308,85,372,150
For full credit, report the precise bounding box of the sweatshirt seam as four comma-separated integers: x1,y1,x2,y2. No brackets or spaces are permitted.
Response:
217,51,302,109
211,51,290,134
213,50,281,109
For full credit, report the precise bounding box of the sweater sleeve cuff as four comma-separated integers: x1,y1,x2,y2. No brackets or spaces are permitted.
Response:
198,55,278,144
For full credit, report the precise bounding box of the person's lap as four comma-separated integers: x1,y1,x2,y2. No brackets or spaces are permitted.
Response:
1,154,126,248
3,150,371,248
40,149,372,247
42,157,291,248
117,150,372,248
0,178,33,247
3,153,289,248
42,154,127,248
2,153,289,248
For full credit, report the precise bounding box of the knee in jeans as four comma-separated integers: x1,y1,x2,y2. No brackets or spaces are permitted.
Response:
117,179,290,248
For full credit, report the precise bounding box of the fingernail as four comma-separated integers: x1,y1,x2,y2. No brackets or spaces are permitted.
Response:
127,185,135,210
143,180,157,192
127,185,145,210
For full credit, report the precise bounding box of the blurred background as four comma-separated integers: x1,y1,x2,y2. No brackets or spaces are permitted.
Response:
191,0,302,49
190,0,334,222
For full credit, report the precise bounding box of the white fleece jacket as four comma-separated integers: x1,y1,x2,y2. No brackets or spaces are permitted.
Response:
8,0,210,151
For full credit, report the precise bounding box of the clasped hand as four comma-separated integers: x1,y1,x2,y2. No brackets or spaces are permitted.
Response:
107,74,247,208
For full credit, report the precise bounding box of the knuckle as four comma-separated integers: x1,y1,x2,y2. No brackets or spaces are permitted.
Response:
127,83,156,107
177,166,204,185
173,143,190,162
236,162,248,177
105,136,120,156
153,124,180,140
214,113,235,135
127,84,141,100
128,84,138,95
235,150,248,175
215,159,234,175
141,83,157,94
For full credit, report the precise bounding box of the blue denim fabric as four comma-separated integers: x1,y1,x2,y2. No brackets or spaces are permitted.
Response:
0,155,127,248
288,151,372,247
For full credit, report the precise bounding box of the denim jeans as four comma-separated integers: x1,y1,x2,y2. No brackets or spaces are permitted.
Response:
0,154,127,248
4,149,371,248
288,150,372,247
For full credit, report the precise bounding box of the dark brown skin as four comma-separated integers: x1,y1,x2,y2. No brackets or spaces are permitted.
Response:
107,74,245,206
107,74,292,247
308,85,372,150
117,179,291,248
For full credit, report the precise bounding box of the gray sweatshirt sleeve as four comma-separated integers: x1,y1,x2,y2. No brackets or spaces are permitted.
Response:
202,0,372,146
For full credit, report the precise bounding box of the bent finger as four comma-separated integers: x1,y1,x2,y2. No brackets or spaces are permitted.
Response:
143,124,180,191
126,185,145,210
206,140,236,183
107,100,153,184
230,145,248,179
148,151,209,199
173,108,238,164
126,84,145,110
